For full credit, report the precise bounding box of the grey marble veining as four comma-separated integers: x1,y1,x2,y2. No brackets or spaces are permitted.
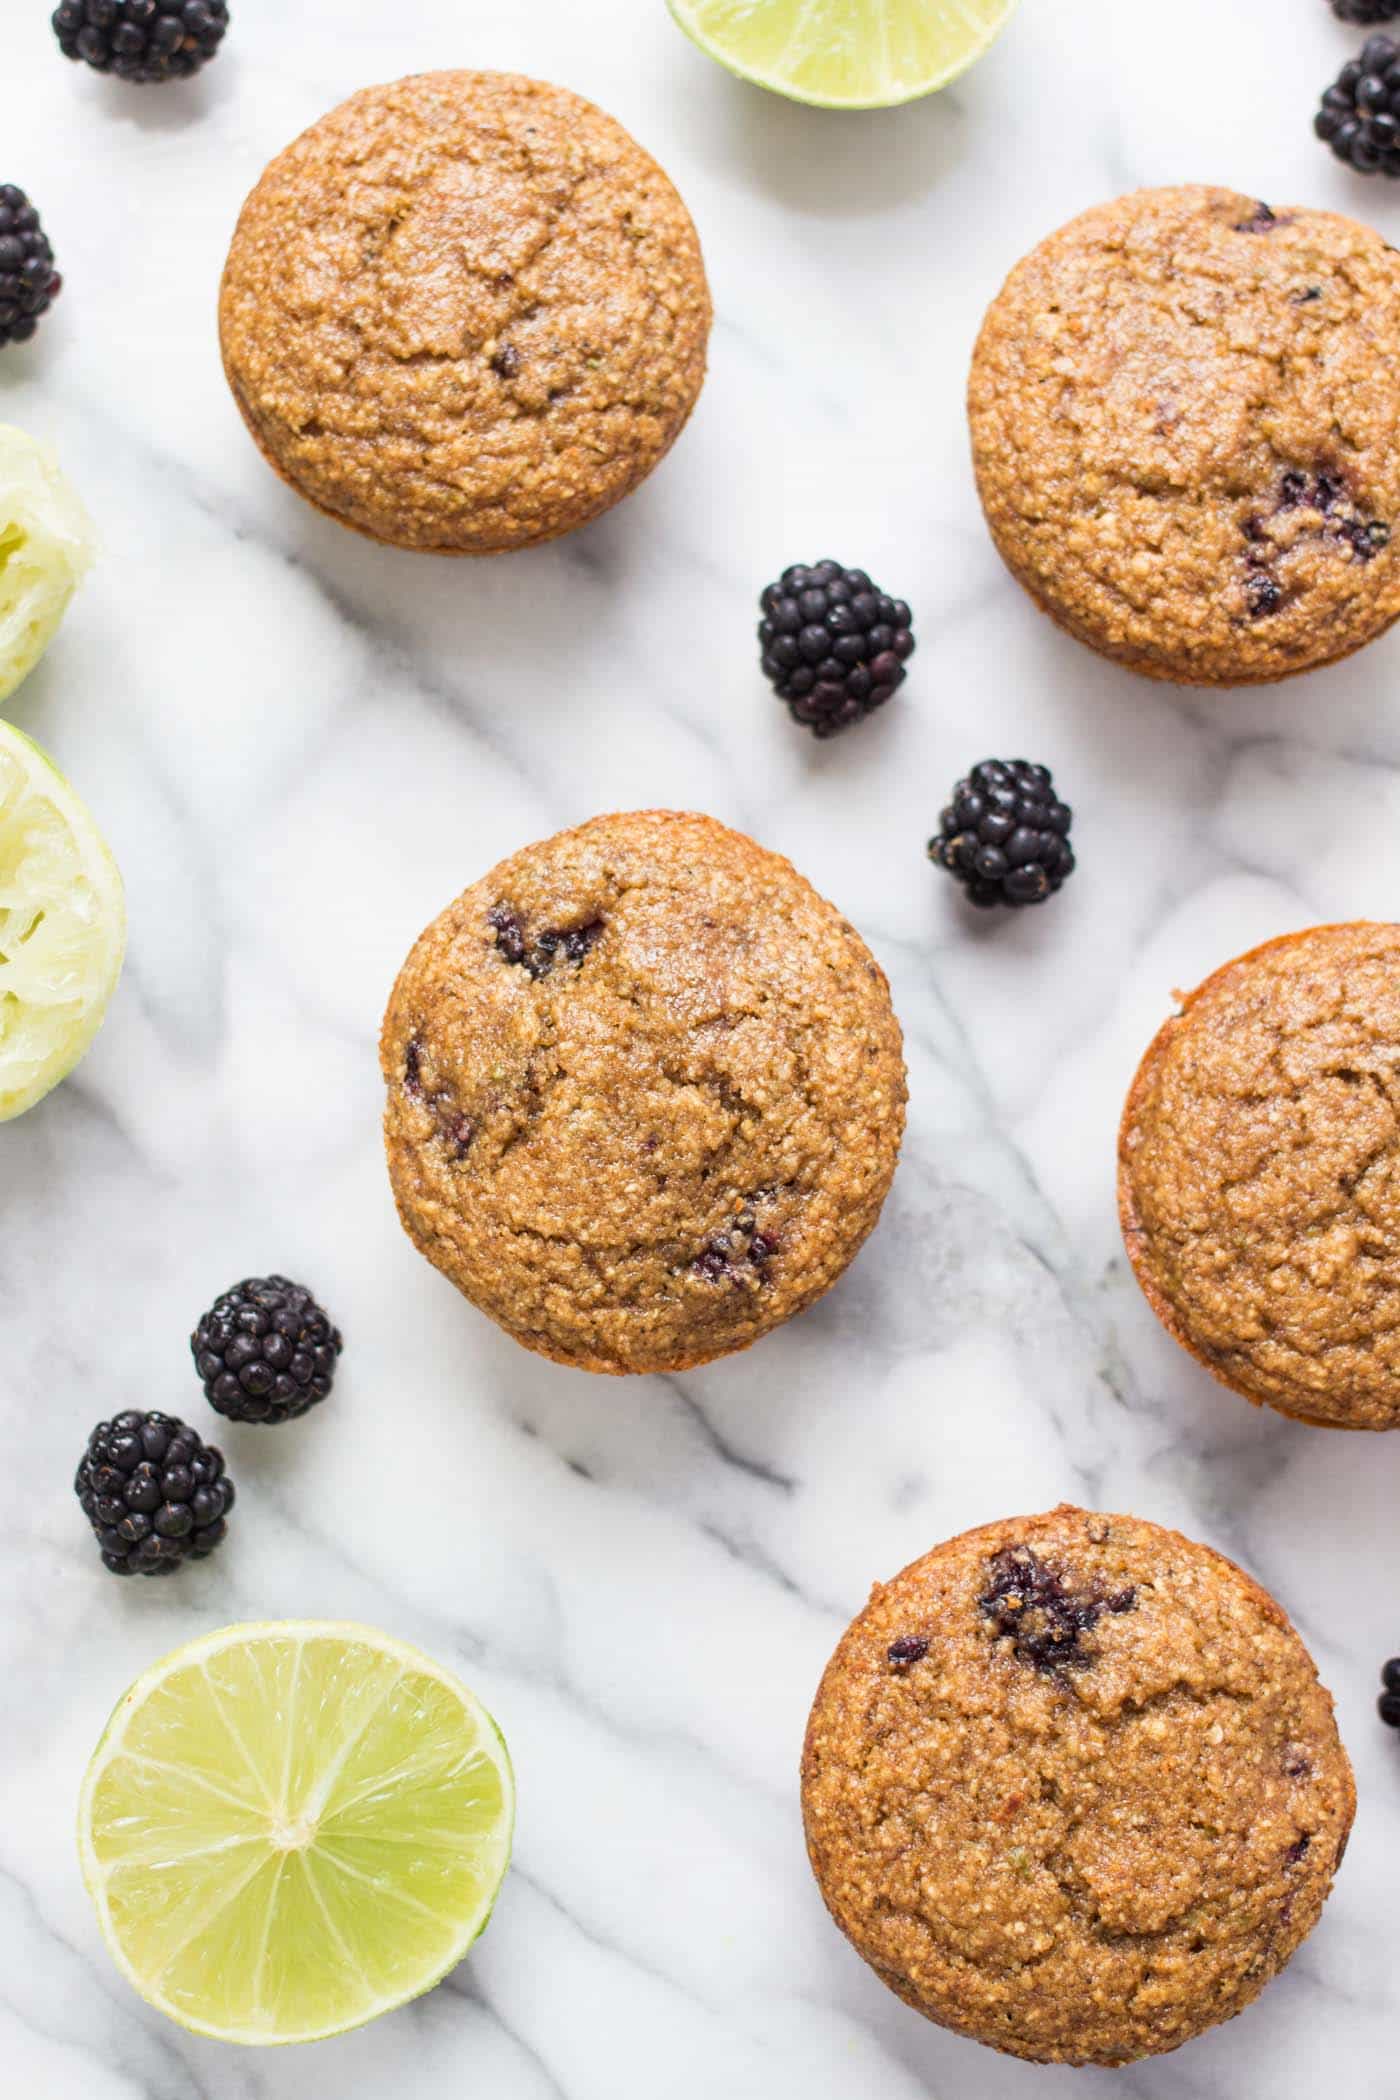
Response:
5,1,1400,2094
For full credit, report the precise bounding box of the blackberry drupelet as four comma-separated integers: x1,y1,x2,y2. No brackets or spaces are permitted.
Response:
0,187,61,349
1316,35,1400,173
758,559,914,738
1379,1656,1400,1726
192,1274,342,1424
1331,1,1399,23
928,758,1074,909
52,0,230,83
76,1411,234,1575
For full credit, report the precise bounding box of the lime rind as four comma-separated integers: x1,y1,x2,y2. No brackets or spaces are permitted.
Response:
0,720,125,1121
0,424,94,706
78,1621,516,2048
667,0,1019,108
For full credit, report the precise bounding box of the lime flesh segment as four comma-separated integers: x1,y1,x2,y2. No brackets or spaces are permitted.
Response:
667,0,1017,106
0,423,94,704
0,719,124,1120
78,1622,516,2046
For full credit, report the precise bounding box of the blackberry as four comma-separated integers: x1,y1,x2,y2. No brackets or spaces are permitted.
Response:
76,1411,234,1575
52,0,230,83
487,905,604,980
758,559,914,738
0,187,61,349
1331,0,1399,22
1379,1656,1400,1726
928,758,1074,909
886,1635,929,1673
192,1274,342,1424
979,1545,1136,1675
1316,34,1400,174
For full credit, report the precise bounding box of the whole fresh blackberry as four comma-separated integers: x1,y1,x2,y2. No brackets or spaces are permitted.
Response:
758,560,914,738
192,1274,343,1424
928,759,1074,909
1331,0,1399,23
1316,35,1400,173
0,187,61,349
1380,1657,1400,1726
76,1411,234,1575
52,0,230,83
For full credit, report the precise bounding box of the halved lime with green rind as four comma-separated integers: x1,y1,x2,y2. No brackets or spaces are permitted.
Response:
0,424,94,704
667,0,1018,107
78,1622,515,2046
0,719,124,1121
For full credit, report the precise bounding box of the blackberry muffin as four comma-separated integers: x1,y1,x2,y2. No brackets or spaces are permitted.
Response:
969,185,1400,684
802,1505,1354,2067
381,811,906,1374
1120,923,1400,1429
219,71,711,553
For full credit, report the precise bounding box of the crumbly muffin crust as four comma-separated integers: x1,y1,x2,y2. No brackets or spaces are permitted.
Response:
969,184,1400,685
219,71,711,553
380,811,906,1374
1120,922,1400,1429
801,1505,1354,2067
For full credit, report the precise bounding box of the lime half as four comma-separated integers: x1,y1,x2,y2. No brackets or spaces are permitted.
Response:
0,423,94,705
667,0,1017,106
0,719,124,1121
78,1622,516,2046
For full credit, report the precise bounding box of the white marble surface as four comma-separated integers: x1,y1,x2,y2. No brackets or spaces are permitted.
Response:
6,0,1400,2092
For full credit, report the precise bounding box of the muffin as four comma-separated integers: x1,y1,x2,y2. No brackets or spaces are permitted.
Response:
801,1505,1354,2067
969,184,1400,685
1120,922,1400,1429
380,811,906,1374
219,71,711,554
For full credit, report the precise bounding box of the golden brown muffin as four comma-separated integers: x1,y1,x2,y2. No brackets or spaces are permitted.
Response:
380,811,906,1374
219,72,711,553
801,1505,1354,2067
1119,922,1400,1429
969,185,1400,684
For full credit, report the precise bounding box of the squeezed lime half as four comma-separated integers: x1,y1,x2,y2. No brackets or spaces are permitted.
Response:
0,718,124,1120
78,1621,516,2046
667,0,1018,107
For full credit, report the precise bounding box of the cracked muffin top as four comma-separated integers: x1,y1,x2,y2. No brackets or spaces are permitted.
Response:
218,71,711,553
1120,922,1400,1429
380,811,906,1375
969,184,1400,685
801,1505,1354,2068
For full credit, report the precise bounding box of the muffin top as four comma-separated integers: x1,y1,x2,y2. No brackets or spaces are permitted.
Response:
380,811,906,1374
801,1505,1354,2067
219,71,711,553
969,184,1400,684
1120,922,1400,1428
